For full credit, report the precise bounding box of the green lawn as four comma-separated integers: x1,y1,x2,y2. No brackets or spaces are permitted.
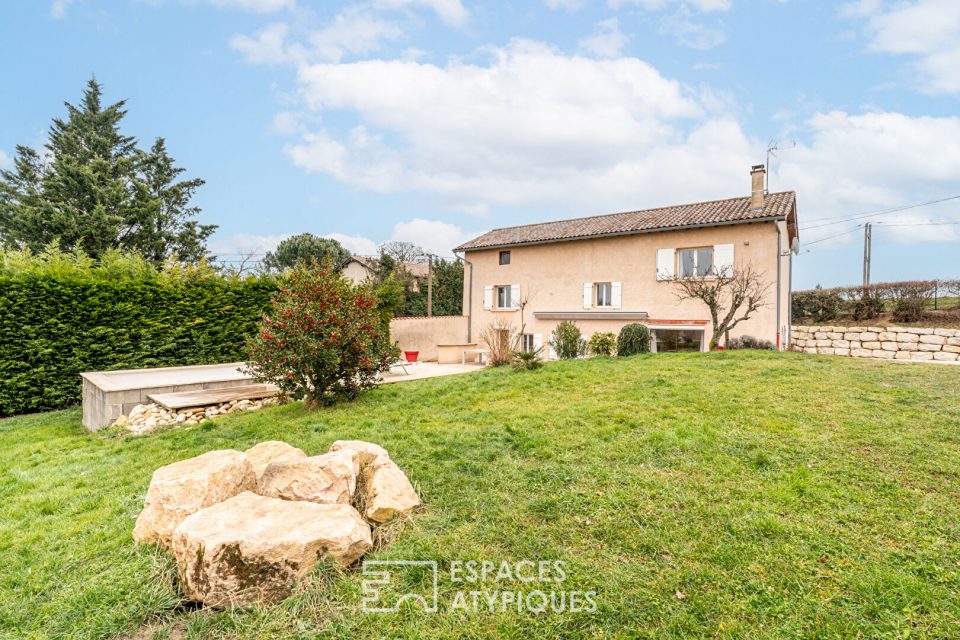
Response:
3,352,960,639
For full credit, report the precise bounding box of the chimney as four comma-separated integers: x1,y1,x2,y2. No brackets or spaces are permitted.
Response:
750,164,766,209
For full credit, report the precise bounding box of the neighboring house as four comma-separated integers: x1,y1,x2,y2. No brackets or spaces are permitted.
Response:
341,256,379,284
341,255,430,291
454,166,799,353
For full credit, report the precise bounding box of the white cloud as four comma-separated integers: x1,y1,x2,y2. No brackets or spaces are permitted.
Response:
286,39,742,213
325,232,379,256
231,8,404,65
50,0,74,19
850,0,960,93
230,23,291,64
778,110,960,244
544,0,587,10
609,0,732,12
206,0,294,12
390,218,473,255
374,0,469,26
308,7,404,62
659,9,726,49
577,18,629,58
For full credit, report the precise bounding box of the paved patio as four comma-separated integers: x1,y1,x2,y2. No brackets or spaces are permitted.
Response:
378,361,486,384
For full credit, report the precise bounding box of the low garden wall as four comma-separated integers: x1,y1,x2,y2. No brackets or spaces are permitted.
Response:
389,315,468,361
791,325,960,362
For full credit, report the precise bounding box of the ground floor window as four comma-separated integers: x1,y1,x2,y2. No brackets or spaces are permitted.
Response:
653,329,704,353
520,333,536,351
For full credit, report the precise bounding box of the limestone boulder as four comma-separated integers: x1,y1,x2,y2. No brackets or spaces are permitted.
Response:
172,492,372,607
363,456,421,523
329,440,390,467
133,450,255,549
244,441,307,483
258,450,359,504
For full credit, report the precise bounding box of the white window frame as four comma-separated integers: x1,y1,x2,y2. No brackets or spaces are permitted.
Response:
647,325,706,353
496,285,512,309
595,282,613,308
521,333,535,351
678,247,715,279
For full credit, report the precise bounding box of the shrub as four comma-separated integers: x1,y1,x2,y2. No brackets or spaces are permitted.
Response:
511,348,543,371
848,287,885,321
617,323,650,356
246,262,387,407
890,281,935,323
587,332,617,356
0,246,277,416
726,335,775,350
792,286,843,323
551,321,586,359
480,318,516,367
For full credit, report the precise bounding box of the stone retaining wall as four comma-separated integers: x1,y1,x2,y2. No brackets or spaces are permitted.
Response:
791,325,960,362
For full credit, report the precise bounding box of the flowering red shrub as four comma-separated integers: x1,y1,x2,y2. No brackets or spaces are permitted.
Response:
246,262,388,406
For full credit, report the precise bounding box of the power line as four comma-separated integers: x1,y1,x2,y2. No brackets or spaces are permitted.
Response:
799,194,960,231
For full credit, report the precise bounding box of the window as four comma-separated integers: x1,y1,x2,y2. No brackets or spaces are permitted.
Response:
496,285,512,309
678,247,714,278
595,282,613,307
653,329,704,353
499,251,511,265
521,334,536,351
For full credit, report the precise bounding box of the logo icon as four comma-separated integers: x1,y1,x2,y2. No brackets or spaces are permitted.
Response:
361,560,439,613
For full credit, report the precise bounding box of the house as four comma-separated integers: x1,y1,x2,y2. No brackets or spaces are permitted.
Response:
453,166,799,353
341,255,430,290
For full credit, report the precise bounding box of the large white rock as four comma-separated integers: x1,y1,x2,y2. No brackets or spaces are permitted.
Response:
258,450,359,504
363,456,421,524
133,450,255,549
244,441,307,483
329,440,390,467
172,492,372,607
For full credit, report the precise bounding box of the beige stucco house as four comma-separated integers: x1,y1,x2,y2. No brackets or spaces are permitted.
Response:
453,166,799,353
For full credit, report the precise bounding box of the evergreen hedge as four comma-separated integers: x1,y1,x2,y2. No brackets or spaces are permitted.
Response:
0,248,277,416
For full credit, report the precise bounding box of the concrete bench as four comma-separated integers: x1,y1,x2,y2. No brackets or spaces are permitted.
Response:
80,363,255,431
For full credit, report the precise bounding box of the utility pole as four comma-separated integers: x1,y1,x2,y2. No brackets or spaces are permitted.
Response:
862,223,872,286
427,254,433,317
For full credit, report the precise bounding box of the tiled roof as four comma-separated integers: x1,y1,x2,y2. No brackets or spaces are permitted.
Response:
454,191,796,252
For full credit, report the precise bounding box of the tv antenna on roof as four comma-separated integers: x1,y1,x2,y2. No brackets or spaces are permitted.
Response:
765,139,797,192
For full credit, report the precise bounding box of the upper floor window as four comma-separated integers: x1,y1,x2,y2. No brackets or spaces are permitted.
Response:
678,247,714,278
499,251,511,265
595,282,613,307
496,285,512,309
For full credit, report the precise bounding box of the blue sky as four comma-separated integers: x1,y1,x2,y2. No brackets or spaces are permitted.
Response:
2,0,958,288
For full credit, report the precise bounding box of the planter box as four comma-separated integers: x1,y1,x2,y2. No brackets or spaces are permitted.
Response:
80,362,254,431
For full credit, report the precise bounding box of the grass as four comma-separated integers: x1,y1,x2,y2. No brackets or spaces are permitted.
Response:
2,351,960,639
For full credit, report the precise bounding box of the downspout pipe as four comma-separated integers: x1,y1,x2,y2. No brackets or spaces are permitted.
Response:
455,250,473,343
775,222,782,350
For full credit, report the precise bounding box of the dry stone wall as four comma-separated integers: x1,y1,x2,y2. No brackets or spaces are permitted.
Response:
791,325,960,362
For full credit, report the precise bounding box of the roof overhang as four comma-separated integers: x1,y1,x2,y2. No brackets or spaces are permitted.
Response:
456,215,789,253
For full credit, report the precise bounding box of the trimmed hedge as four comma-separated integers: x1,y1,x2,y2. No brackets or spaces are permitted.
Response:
0,249,277,416
792,279,960,324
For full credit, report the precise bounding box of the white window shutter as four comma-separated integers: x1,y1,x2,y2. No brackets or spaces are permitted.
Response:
656,249,675,280
583,282,592,309
533,334,543,351
713,243,734,275
548,335,557,359
611,282,622,309
511,284,521,308
483,285,493,310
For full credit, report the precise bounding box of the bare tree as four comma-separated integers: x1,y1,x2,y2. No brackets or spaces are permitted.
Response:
378,241,427,265
672,264,770,350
